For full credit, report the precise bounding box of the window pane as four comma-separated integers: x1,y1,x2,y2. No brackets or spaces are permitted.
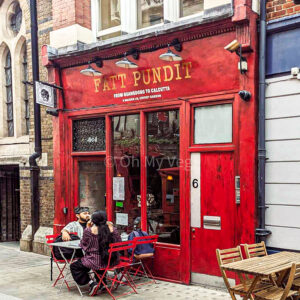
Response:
138,0,164,29
73,118,106,152
99,0,120,31
180,0,204,17
194,104,232,144
79,161,106,213
5,51,14,137
147,110,180,245
112,115,141,238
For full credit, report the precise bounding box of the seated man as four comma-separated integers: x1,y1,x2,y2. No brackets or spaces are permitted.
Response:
61,207,90,241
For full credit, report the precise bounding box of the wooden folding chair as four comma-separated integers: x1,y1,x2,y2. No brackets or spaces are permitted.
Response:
244,241,279,286
45,232,78,289
244,241,268,259
91,240,138,299
130,235,158,285
291,262,300,299
253,263,299,300
216,246,272,300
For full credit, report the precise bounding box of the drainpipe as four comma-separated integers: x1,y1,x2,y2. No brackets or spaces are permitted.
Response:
29,0,41,239
256,0,271,242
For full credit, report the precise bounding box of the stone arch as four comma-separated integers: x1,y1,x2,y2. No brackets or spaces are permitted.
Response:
0,0,26,40
14,35,28,135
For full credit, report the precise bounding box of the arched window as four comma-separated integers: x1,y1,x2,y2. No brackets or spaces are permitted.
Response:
5,50,14,137
10,2,22,36
22,45,29,135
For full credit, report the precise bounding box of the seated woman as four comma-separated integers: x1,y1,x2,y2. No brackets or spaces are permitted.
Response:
70,210,121,296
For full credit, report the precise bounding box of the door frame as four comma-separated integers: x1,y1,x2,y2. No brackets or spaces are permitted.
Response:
64,98,189,282
186,92,240,278
72,156,106,219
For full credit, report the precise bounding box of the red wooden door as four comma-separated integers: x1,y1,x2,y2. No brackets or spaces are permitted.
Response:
190,151,236,276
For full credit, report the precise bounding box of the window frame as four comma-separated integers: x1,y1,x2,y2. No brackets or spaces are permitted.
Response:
92,0,205,40
94,0,122,39
193,102,233,145
191,100,234,148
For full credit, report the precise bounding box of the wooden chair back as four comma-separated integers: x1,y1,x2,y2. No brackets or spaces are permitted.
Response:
244,241,267,259
216,246,243,291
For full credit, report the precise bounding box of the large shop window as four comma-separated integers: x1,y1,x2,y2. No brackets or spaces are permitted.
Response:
78,161,106,213
112,114,141,237
137,0,164,29
147,110,180,245
194,104,232,144
180,0,204,17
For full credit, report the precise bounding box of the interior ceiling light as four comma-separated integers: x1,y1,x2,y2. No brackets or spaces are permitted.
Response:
159,46,182,62
80,63,102,76
115,54,138,69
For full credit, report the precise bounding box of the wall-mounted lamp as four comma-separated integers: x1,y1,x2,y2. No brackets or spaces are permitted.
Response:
224,40,248,74
159,46,182,62
115,55,138,69
115,50,139,69
80,62,102,76
159,38,183,62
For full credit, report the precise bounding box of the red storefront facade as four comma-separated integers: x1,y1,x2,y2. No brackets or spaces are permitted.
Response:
45,5,259,284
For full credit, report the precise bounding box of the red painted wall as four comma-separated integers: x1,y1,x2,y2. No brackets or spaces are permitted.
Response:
49,14,258,283
62,33,239,109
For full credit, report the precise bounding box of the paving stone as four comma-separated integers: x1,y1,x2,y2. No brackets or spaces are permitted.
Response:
0,242,241,300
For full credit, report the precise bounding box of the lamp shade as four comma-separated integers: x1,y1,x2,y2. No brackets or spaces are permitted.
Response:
159,49,182,62
80,64,102,76
115,57,138,69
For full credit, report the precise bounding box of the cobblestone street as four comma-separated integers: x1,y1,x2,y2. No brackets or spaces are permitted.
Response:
0,242,237,300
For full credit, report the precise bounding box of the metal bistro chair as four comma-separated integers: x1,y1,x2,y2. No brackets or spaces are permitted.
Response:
130,234,158,285
216,246,272,300
91,240,137,299
45,232,78,289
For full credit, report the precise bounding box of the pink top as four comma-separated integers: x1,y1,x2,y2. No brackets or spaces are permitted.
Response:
79,227,121,270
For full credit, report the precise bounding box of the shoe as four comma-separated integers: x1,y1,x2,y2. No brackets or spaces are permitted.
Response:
117,272,127,283
89,281,98,296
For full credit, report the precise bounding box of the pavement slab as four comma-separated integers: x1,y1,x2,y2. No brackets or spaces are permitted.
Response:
0,242,236,299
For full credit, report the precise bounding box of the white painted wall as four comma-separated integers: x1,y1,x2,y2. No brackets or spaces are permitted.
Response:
265,75,300,250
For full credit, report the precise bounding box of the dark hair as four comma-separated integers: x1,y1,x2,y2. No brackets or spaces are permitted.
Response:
91,211,114,264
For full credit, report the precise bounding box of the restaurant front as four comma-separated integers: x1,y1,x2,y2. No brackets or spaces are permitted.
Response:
45,12,258,284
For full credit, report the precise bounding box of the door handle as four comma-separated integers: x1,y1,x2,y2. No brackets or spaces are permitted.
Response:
191,228,196,233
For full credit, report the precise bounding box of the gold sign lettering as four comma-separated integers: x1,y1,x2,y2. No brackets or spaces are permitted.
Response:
93,62,192,93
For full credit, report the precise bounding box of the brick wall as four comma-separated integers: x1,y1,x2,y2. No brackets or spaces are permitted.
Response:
267,0,300,20
52,0,91,30
20,0,54,236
